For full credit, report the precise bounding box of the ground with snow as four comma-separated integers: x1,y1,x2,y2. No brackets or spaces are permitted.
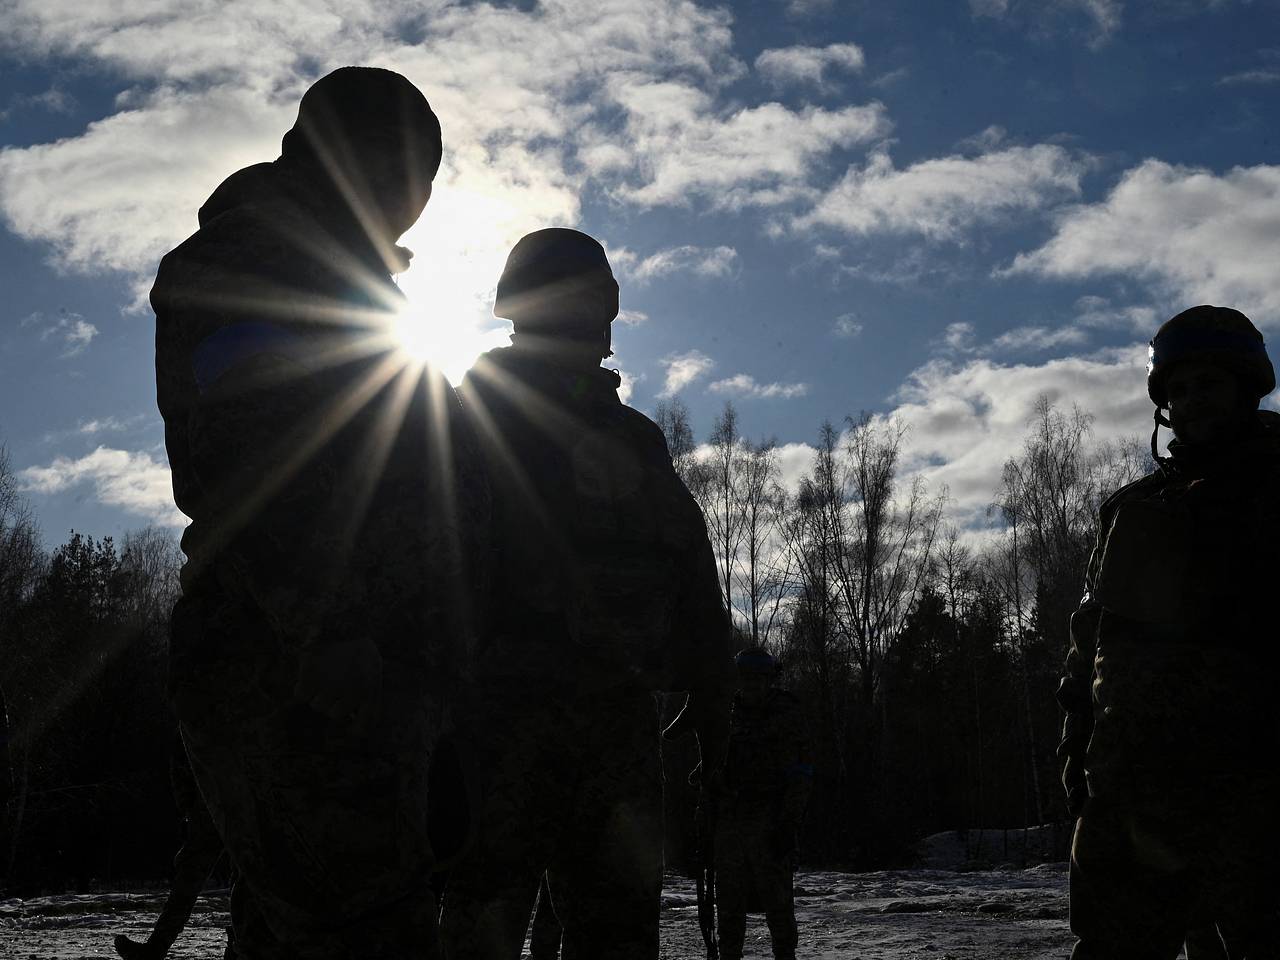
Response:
0,865,1092,959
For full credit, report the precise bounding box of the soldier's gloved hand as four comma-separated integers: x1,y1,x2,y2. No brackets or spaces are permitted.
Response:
294,635,383,727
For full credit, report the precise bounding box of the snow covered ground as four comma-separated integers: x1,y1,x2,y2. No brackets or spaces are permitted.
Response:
0,866,1090,959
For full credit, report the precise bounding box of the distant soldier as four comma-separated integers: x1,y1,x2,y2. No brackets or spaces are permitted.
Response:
710,647,812,960
440,228,732,960
113,740,233,960
152,67,488,959
1058,305,1280,959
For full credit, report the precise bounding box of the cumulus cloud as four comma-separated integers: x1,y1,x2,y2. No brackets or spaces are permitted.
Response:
628,245,739,282
1006,159,1280,321
969,0,1123,47
755,43,865,89
616,308,649,326
1217,69,1280,86
659,349,715,397
796,143,1088,241
19,446,186,526
21,309,99,356
833,313,862,338
708,374,808,399
608,89,889,210
886,347,1152,521
0,0,890,309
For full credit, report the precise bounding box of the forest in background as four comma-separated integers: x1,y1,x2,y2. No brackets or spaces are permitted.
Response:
0,394,1149,891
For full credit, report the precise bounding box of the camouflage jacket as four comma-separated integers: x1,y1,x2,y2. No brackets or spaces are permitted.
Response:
719,687,812,823
153,160,489,691
1058,411,1280,810
458,345,732,707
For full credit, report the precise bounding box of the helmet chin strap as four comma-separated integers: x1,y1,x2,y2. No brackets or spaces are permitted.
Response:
1151,406,1174,473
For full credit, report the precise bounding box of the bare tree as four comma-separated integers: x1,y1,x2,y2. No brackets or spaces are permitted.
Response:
653,397,698,491
830,414,946,709
119,526,182,633
734,438,792,644
697,402,747,619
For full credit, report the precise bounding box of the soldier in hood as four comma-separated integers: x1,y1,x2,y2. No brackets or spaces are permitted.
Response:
1059,305,1280,959
151,67,488,960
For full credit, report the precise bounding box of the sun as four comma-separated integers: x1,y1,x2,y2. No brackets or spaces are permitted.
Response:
389,302,509,385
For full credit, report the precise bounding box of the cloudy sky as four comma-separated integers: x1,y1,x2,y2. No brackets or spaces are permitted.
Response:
2,0,1278,543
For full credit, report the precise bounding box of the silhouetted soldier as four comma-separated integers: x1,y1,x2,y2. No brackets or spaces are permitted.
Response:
152,67,488,960
113,740,233,960
1058,305,1280,959
440,228,731,960
710,647,811,960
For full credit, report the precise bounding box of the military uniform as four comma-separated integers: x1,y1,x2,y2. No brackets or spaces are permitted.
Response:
439,253,731,960
713,684,811,960
153,69,488,960
1060,408,1280,956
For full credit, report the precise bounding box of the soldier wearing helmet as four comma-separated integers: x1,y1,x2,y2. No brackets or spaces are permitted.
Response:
710,646,812,960
1058,305,1280,959
439,228,733,960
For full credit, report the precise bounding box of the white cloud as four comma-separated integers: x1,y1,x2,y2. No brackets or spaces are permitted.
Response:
1006,159,1280,321
0,0,888,304
833,313,862,338
608,89,889,210
628,245,738,282
796,143,1088,241
988,324,1089,353
885,347,1153,520
21,309,99,356
755,43,865,89
1217,69,1280,86
943,321,977,351
659,349,715,397
616,308,649,326
19,446,187,526
1073,295,1158,333
969,0,1123,46
708,374,808,399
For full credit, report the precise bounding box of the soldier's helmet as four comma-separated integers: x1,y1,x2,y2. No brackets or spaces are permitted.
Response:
734,646,778,675
494,228,619,337
1147,305,1275,408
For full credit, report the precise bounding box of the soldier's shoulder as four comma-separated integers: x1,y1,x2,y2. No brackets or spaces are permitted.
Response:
1098,470,1168,518
615,402,672,456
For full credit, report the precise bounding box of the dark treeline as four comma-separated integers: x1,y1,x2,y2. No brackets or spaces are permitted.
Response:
0,393,1148,889
0,442,184,892
658,394,1149,869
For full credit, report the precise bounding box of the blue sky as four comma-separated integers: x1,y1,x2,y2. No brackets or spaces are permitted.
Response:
2,0,1278,545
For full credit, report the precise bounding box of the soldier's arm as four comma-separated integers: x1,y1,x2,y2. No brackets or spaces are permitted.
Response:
780,695,813,825
184,321,358,650
1056,516,1106,817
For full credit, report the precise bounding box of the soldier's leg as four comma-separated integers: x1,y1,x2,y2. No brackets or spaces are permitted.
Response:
754,847,797,960
1068,799,1194,960
439,690,561,960
549,696,663,960
714,813,750,960
1200,788,1280,960
148,804,226,951
178,670,439,960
